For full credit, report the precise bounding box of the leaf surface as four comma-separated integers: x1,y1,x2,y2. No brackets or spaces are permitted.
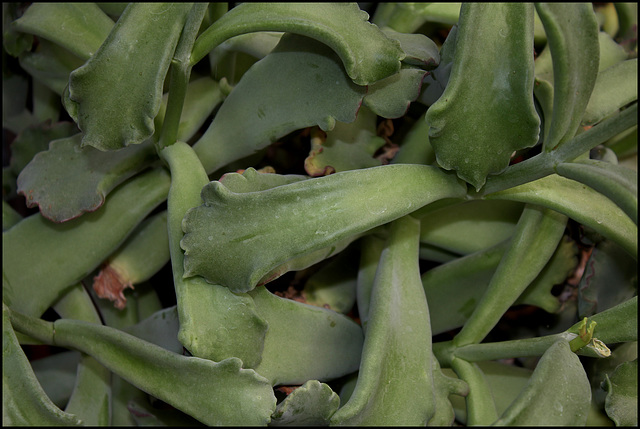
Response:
181,164,466,293
425,3,540,190
66,3,192,150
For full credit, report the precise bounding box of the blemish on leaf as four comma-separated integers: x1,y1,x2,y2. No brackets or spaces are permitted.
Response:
93,264,134,310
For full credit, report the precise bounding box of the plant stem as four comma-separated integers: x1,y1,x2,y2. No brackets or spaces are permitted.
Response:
157,3,208,150
480,103,638,196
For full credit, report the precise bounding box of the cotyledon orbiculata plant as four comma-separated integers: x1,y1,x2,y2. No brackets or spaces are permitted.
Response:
2,2,637,426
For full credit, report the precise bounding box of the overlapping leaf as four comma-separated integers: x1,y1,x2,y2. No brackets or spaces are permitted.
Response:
181,164,466,293
191,2,405,85
66,3,192,150
425,3,540,190
17,134,157,222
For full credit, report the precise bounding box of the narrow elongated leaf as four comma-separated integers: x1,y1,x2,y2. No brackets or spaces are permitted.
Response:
556,158,637,224
181,164,466,293
535,3,600,150
193,33,367,175
3,168,170,317
11,3,114,60
454,205,567,346
8,307,277,426
493,340,591,425
191,2,404,85
250,287,364,386
2,305,82,426
67,3,192,150
425,3,540,190
485,174,637,259
330,216,436,425
160,142,267,368
17,134,157,222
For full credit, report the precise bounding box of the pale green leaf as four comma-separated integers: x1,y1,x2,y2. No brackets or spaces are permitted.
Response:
270,380,340,426
181,164,466,293
603,360,638,426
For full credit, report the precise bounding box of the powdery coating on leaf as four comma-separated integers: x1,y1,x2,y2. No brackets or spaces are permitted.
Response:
93,264,134,310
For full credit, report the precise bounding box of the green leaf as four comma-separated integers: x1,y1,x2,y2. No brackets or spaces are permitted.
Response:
3,168,170,317
17,134,157,222
270,380,340,426
160,142,268,368
249,286,364,386
485,173,638,259
302,247,359,314
493,340,591,425
582,59,638,126
556,157,637,224
3,121,78,197
364,65,429,119
181,164,466,293
191,3,404,85
453,205,568,346
567,296,637,345
66,3,192,150
304,106,385,176
603,360,638,426
535,3,600,150
193,33,367,175
2,304,82,426
330,216,436,425
8,307,277,426
11,3,114,60
425,3,540,190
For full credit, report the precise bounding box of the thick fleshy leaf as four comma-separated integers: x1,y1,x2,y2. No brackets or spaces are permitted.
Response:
556,158,637,224
304,106,385,176
603,360,638,426
181,164,466,293
160,142,268,368
535,3,600,150
249,287,364,386
66,3,192,150
493,340,591,425
191,2,404,85
17,134,157,222
382,28,439,70
485,174,637,259
453,205,568,346
2,304,82,426
425,3,540,190
270,380,340,426
193,33,367,175
3,168,171,317
3,121,78,196
8,307,277,426
582,59,638,126
302,247,358,314
11,3,114,60
331,216,436,425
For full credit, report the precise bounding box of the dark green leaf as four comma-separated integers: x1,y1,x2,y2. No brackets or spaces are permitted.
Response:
425,3,540,190
603,360,638,426
66,3,192,150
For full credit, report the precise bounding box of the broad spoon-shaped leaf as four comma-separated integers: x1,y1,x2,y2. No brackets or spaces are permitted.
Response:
425,3,540,190
66,3,192,150
181,164,466,293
